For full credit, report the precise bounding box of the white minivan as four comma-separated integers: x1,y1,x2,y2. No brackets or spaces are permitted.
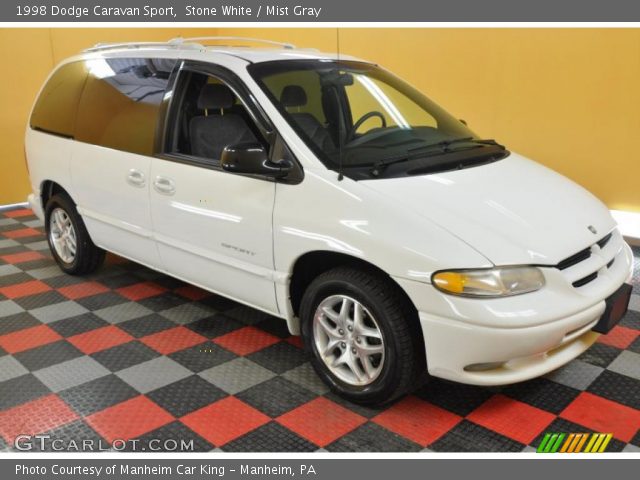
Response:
25,37,634,404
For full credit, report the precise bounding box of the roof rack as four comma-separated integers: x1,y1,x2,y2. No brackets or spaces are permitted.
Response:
84,36,296,53
174,36,296,49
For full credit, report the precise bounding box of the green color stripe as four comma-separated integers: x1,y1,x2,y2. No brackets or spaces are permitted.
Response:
537,433,552,453
550,433,566,453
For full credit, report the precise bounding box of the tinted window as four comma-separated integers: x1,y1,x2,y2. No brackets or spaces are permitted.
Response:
30,61,87,137
75,57,176,156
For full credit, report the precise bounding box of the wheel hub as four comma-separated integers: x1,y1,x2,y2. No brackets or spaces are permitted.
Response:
49,207,77,264
312,294,385,386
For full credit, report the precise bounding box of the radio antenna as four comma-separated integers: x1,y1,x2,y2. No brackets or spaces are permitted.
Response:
337,28,344,181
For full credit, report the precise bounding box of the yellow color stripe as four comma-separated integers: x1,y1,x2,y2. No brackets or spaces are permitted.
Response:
591,433,606,452
598,434,613,453
560,434,575,453
574,433,589,453
584,433,598,453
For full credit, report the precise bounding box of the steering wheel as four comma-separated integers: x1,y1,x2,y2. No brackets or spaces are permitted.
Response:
347,111,387,141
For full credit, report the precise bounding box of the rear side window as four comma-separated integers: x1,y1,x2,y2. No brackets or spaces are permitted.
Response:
75,57,176,156
30,61,87,137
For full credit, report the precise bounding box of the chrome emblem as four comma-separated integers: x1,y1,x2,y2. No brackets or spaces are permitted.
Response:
588,225,597,234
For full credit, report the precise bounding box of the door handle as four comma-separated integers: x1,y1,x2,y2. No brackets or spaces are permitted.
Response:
126,169,146,187
153,176,176,195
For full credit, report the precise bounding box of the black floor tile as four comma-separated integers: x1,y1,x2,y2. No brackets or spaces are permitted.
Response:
415,379,495,417
247,342,309,374
118,314,176,338
59,374,139,417
48,313,109,338
90,341,160,372
430,420,524,452
0,311,40,335
237,376,316,418
0,374,51,410
15,340,84,371
169,342,237,373
223,422,316,452
327,422,422,452
502,378,581,414
147,375,227,418
587,370,640,410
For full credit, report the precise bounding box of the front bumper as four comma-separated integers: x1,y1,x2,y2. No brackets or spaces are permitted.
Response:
395,239,634,386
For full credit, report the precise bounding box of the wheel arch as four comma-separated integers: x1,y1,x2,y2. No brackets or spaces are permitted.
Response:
40,180,74,210
287,251,424,353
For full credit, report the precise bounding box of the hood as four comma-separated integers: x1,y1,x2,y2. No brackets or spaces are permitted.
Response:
360,153,616,266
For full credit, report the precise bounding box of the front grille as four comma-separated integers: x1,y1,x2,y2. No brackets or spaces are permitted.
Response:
557,247,591,271
572,272,598,288
556,230,619,289
597,232,613,249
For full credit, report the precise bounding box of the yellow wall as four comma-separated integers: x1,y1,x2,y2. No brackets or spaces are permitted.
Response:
1,28,639,212
0,28,216,205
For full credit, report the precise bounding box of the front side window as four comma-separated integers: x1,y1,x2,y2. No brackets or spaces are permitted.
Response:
75,57,176,156
249,60,508,179
166,70,266,164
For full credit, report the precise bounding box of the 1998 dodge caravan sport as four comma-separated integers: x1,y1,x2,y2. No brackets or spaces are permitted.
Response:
25,37,634,404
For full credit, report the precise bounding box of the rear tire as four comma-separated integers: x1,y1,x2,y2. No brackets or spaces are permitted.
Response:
45,193,105,275
300,266,426,405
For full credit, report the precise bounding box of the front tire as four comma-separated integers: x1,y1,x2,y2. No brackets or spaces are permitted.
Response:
300,267,425,405
45,193,105,275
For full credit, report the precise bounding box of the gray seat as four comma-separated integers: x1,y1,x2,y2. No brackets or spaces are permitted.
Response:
280,85,335,152
189,84,258,160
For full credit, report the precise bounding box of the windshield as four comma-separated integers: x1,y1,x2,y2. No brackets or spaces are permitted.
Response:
248,60,508,179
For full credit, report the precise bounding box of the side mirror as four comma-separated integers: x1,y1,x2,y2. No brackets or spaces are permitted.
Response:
221,143,292,178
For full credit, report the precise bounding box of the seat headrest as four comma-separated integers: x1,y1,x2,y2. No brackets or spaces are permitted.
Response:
280,85,307,107
197,84,235,110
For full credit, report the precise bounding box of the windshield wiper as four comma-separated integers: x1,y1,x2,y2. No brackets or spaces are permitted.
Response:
409,137,504,154
368,137,504,176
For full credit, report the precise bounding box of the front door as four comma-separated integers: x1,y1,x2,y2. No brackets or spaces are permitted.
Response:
149,64,278,314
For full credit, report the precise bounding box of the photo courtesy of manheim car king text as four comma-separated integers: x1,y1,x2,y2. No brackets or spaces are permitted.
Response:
0,0,639,478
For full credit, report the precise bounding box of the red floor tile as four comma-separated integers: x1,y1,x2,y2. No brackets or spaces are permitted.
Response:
58,281,109,300
277,397,367,447
596,326,639,350
181,397,270,446
373,396,462,446
0,280,51,299
2,228,41,239
116,282,168,301
213,326,280,356
0,324,62,354
285,336,304,349
3,208,34,218
86,396,174,442
0,251,45,265
560,392,640,443
174,285,212,301
0,394,79,444
68,325,134,355
140,326,208,355
466,394,555,445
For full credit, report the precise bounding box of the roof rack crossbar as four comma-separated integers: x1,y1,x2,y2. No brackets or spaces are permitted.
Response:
173,36,296,49
83,37,296,53
83,40,200,53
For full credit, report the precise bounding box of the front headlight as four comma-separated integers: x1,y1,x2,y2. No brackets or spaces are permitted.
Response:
432,266,545,297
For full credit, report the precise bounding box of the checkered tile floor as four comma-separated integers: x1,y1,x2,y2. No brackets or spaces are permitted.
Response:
1,206,639,452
